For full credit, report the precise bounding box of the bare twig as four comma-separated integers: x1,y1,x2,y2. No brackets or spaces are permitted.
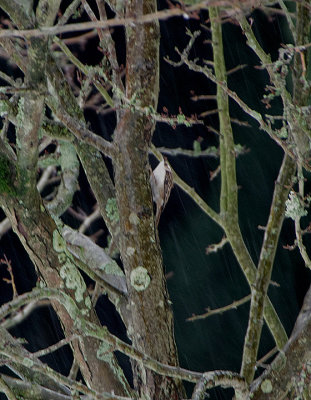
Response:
33,334,80,359
58,0,82,26
1,255,17,298
187,294,251,322
205,236,229,254
169,31,310,171
78,206,101,233
256,346,278,368
152,146,219,158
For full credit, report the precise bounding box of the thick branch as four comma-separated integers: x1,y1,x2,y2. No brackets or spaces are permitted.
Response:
16,39,47,198
250,285,311,399
240,154,295,383
191,371,248,400
112,1,185,398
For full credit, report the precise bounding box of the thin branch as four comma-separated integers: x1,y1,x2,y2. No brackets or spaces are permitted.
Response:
0,216,11,239
78,206,101,233
256,346,278,368
1,254,17,298
0,70,16,86
0,2,235,39
278,0,296,42
187,294,251,322
33,334,80,359
152,146,219,158
210,6,238,218
294,196,311,269
92,0,124,94
170,32,310,171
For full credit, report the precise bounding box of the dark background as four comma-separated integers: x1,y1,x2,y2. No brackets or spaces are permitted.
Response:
0,2,310,399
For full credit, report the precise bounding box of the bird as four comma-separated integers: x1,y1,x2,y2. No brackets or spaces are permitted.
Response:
150,157,174,226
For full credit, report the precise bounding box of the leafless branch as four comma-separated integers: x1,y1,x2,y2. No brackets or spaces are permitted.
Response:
187,294,251,322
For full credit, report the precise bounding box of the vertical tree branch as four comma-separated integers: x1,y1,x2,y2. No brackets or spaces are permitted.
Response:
112,1,185,398
210,6,238,220
210,6,289,359
240,154,295,384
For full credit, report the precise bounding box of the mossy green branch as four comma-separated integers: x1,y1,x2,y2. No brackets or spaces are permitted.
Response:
210,6,238,219
240,154,295,384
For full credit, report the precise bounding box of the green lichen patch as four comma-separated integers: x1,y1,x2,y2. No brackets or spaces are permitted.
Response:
53,229,67,253
285,191,308,220
129,212,140,225
0,99,10,116
106,198,119,222
60,261,88,303
85,296,91,310
261,379,273,393
22,358,34,368
97,341,113,362
101,261,124,276
57,252,67,264
126,246,135,256
130,266,150,292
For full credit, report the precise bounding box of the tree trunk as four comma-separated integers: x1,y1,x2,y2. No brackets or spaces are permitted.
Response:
112,1,185,398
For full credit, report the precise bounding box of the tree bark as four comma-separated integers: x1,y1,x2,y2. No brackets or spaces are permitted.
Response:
112,1,185,398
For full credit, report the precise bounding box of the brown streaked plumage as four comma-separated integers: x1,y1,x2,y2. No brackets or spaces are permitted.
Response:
150,158,173,226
